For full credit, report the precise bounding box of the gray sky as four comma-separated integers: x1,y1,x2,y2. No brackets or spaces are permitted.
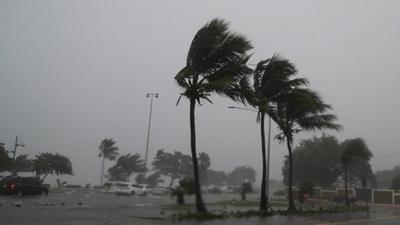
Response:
1,0,399,185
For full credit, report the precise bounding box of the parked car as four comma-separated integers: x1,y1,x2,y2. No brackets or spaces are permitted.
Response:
0,176,49,196
114,182,135,195
131,184,150,196
150,186,171,195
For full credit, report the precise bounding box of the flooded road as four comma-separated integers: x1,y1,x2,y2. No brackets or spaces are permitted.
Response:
1,190,399,225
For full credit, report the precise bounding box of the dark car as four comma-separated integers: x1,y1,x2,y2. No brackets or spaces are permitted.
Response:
0,176,49,196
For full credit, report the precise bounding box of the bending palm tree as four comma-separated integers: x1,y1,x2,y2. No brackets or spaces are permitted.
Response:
271,88,341,211
242,55,308,211
98,138,119,185
175,18,253,212
341,138,372,206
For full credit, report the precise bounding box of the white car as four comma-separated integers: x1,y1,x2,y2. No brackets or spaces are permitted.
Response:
114,182,135,195
131,184,150,196
150,186,171,195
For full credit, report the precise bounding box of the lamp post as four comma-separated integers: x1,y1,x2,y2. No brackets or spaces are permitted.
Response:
228,106,272,204
11,135,25,176
144,93,159,176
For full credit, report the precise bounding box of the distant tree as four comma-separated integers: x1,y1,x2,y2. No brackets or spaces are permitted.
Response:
108,153,145,181
152,150,192,187
346,159,376,187
152,150,210,187
341,138,372,206
391,173,400,191
14,154,34,173
205,169,228,186
282,135,342,188
98,138,119,185
0,143,12,172
135,172,164,187
375,166,400,189
197,152,211,183
33,152,73,182
175,18,253,212
227,166,256,186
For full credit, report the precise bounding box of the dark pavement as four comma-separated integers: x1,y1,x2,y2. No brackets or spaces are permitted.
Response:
1,190,400,225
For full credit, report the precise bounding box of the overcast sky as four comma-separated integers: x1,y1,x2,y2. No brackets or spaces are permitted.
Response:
1,0,399,185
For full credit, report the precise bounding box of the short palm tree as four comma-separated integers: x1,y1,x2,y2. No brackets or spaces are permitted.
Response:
341,138,372,206
98,138,119,185
175,18,253,212
271,88,341,211
242,55,308,211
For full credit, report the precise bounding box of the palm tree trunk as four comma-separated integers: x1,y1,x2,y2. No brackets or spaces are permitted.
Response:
259,112,267,211
287,139,295,211
344,163,349,206
189,98,207,213
101,155,105,185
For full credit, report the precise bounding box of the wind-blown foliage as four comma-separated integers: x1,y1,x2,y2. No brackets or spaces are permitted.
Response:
341,138,372,206
270,81,341,211
135,172,164,187
227,166,256,186
240,54,309,211
14,154,34,172
108,153,145,181
0,143,12,172
175,18,253,213
33,152,73,182
98,138,119,185
152,149,211,187
282,135,342,188
152,150,192,187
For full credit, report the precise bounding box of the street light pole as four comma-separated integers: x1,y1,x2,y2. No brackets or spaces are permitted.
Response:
228,106,272,204
144,93,158,176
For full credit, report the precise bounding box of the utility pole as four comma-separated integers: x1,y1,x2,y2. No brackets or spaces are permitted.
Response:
144,93,158,176
11,136,25,176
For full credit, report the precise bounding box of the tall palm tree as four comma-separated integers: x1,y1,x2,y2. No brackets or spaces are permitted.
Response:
175,18,253,212
271,88,341,211
241,55,308,211
98,138,119,185
341,138,372,206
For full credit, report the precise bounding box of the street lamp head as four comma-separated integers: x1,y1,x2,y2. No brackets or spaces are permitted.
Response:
146,93,150,98
155,93,159,98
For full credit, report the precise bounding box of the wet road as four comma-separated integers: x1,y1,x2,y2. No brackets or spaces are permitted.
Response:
1,190,399,225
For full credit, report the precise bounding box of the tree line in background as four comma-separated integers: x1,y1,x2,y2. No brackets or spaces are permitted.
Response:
0,143,73,182
97,139,257,189
282,135,373,206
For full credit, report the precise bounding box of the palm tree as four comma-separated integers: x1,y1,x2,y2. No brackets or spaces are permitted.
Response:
108,153,146,181
271,88,341,211
98,138,119,185
241,55,308,211
175,18,253,212
341,138,372,206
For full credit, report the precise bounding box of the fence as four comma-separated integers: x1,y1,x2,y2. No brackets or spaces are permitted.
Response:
312,187,400,204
